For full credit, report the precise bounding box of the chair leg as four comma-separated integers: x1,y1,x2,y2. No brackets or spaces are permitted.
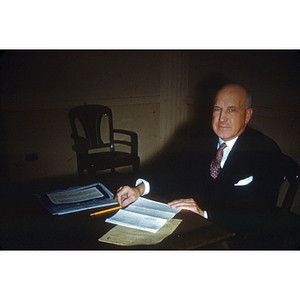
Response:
87,165,96,177
133,158,140,173
77,164,84,177
76,155,85,177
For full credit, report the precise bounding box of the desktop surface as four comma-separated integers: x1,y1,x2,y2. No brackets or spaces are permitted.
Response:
1,174,300,250
0,175,234,250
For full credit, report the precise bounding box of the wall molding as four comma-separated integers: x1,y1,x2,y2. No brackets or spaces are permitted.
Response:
2,95,160,112
159,51,189,147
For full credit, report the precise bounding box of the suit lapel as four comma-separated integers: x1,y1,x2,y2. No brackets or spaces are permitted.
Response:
220,126,251,181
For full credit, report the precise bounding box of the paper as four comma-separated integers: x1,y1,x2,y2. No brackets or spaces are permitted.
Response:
105,197,180,233
37,183,116,215
47,186,104,204
99,219,182,246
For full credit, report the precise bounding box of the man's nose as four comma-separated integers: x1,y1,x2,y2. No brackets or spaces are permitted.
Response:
219,109,227,122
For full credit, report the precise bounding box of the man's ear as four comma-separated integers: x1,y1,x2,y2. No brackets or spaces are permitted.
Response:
245,108,253,124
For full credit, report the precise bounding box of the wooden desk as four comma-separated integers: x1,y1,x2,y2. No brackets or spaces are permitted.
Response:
2,176,299,250
0,177,234,250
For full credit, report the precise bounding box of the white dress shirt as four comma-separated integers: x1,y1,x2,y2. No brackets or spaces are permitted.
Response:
218,136,238,168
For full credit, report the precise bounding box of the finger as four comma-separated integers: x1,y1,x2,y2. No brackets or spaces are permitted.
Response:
168,199,184,206
169,202,189,209
114,187,123,203
171,203,195,213
168,199,196,210
114,191,128,205
121,196,136,208
168,198,193,206
117,186,123,193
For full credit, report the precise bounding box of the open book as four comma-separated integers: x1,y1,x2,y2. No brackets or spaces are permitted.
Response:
105,197,181,233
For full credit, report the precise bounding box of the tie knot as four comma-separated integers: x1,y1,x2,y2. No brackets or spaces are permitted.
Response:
219,143,227,151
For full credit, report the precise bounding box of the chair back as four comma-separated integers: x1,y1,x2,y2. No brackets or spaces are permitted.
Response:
280,154,300,210
69,105,114,150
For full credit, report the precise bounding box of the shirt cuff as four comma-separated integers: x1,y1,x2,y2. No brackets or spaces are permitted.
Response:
135,178,150,196
203,210,208,219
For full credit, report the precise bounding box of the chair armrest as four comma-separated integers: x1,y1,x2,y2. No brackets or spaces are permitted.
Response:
113,129,138,155
113,129,138,138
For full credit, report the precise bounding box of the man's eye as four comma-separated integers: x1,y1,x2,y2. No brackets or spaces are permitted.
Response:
229,108,235,112
214,107,221,111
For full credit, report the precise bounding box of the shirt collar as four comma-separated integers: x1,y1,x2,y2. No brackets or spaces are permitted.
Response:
218,136,239,151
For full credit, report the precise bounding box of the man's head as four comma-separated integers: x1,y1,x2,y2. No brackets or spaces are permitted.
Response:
212,84,253,141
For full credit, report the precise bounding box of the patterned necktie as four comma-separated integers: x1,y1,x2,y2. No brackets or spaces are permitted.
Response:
210,143,227,179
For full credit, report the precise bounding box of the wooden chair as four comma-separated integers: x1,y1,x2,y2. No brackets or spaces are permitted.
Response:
69,104,140,177
280,154,300,210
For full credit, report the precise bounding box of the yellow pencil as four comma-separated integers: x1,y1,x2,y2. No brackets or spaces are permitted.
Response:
90,205,122,216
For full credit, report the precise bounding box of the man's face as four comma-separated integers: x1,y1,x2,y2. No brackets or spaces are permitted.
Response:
212,85,253,141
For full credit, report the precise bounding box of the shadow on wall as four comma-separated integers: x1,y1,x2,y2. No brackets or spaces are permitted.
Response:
141,75,231,175
191,74,232,129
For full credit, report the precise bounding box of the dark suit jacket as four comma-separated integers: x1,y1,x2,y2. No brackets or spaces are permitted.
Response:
148,126,282,233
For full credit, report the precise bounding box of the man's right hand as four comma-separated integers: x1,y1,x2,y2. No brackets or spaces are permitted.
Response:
114,183,145,207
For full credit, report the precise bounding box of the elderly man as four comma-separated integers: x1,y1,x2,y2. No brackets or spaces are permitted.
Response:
114,84,282,234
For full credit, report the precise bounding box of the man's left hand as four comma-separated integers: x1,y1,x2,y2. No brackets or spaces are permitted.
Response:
168,198,204,217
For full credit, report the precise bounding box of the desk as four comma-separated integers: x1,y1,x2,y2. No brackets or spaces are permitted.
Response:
2,176,300,250
0,177,234,250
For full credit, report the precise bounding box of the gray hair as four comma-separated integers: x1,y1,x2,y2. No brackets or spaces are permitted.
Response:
246,90,252,109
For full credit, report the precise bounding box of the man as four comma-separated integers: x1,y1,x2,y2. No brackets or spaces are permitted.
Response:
114,84,282,234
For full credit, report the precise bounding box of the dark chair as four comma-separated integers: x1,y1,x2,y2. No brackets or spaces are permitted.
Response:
69,104,140,177
280,154,300,210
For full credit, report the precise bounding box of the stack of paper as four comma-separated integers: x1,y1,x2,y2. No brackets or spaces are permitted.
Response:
105,197,181,233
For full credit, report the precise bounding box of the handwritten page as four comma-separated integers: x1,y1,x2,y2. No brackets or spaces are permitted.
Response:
105,197,180,233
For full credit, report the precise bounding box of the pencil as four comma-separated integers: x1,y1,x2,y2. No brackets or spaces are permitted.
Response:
90,205,122,216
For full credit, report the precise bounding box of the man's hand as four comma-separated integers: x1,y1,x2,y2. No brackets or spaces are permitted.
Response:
114,183,145,208
168,198,204,217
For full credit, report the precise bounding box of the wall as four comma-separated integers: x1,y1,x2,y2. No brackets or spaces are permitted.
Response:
0,50,161,181
1,50,300,213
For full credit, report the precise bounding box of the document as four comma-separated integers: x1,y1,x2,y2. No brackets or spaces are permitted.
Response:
99,219,182,246
36,183,116,215
47,186,104,204
105,197,180,233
